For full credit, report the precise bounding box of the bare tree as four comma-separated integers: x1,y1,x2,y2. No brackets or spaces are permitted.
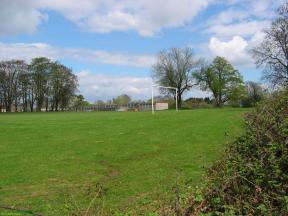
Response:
252,1,288,86
243,81,266,107
0,60,27,112
152,48,201,108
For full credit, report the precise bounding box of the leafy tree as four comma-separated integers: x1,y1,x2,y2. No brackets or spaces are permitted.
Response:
50,62,78,111
241,81,266,107
14,65,28,112
228,85,246,107
72,94,90,111
194,56,244,107
113,94,131,104
27,73,36,112
152,47,201,108
0,70,4,112
0,58,78,112
183,97,213,109
0,60,28,112
252,1,288,86
29,57,51,112
18,71,31,112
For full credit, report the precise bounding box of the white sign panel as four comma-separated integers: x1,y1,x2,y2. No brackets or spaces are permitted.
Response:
155,103,168,110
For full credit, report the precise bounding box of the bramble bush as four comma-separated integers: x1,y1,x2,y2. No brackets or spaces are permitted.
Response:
184,88,288,215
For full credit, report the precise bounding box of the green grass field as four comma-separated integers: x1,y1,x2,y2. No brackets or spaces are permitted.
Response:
0,109,248,215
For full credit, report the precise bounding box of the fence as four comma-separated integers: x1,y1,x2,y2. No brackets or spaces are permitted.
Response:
69,103,153,112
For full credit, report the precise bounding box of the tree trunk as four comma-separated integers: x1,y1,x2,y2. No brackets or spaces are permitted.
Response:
15,97,18,112
36,98,43,112
23,93,28,112
45,97,49,112
0,95,2,112
55,101,58,112
177,93,182,109
30,100,34,112
6,103,12,112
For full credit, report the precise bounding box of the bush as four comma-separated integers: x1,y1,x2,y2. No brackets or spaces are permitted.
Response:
184,88,288,215
182,98,213,109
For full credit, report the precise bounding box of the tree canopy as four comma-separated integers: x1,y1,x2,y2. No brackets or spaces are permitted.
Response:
152,47,201,108
0,58,78,112
194,56,244,107
112,94,131,104
241,81,266,107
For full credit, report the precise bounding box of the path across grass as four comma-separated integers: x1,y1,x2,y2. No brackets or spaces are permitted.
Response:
0,109,248,215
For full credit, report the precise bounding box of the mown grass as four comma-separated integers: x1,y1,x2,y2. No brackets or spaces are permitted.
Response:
0,109,248,215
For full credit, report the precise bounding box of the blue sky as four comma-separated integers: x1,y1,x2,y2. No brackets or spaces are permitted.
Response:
0,0,282,102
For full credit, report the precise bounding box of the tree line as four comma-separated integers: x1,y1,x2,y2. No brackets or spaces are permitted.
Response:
0,57,78,112
152,51,266,108
1,0,287,111
152,1,288,108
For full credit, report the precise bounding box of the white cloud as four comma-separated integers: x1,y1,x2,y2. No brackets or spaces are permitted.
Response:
0,0,283,38
202,0,281,39
0,42,155,68
196,0,281,69
0,0,282,80
206,20,270,38
208,36,251,66
249,31,266,47
0,0,47,36
77,71,211,102
0,0,282,38
221,0,281,18
208,32,265,67
0,0,214,37
208,9,249,26
45,0,214,36
77,71,152,101
249,0,281,18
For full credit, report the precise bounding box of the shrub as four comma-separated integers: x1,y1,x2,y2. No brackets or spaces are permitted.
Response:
185,88,288,215
182,98,213,109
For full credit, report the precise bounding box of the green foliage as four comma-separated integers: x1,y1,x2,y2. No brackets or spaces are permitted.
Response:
29,57,52,111
112,94,131,104
227,85,246,107
187,89,288,215
241,81,266,107
183,97,213,109
72,94,90,110
0,58,78,112
194,56,244,107
49,62,78,111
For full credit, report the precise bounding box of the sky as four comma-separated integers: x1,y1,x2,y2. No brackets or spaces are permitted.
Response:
0,0,282,102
